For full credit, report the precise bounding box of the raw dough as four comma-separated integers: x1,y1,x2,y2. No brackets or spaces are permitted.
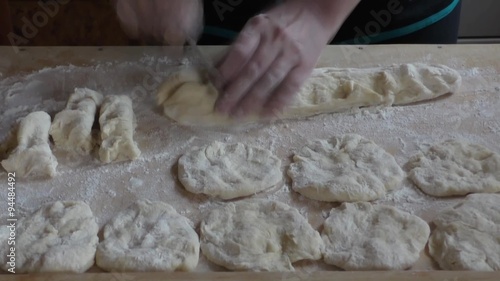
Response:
50,88,103,154
287,134,405,202
178,141,282,200
1,111,58,178
0,201,98,273
322,202,430,270
406,140,500,197
157,63,461,126
429,194,500,271
96,200,199,272
200,199,323,271
98,95,141,163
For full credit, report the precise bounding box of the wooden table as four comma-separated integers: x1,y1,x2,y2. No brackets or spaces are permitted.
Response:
0,45,499,280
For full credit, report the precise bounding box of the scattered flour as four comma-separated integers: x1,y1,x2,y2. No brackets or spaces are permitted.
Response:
0,53,499,272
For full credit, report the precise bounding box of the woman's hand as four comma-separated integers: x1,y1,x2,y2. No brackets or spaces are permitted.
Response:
215,0,360,117
114,0,203,45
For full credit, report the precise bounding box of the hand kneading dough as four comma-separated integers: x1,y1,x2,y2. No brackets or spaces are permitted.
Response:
98,95,141,163
322,202,430,270
178,141,282,200
288,134,405,202
0,201,98,273
50,88,103,154
407,140,500,197
429,194,500,271
1,111,58,178
200,199,323,271
157,63,461,126
96,200,199,272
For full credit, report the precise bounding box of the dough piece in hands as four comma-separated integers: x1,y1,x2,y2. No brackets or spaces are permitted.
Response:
178,141,282,200
157,64,461,126
288,134,405,202
1,111,58,178
50,88,103,155
429,194,500,271
98,95,141,163
200,199,323,271
322,202,430,270
407,140,500,197
0,201,98,273
157,68,241,126
96,200,199,272
156,68,204,106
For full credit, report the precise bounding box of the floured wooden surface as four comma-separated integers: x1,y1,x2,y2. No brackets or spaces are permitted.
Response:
0,45,499,273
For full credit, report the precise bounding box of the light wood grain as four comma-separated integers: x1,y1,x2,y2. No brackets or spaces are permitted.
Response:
0,45,499,279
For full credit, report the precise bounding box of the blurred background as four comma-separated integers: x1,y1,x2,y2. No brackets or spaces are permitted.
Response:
1,0,500,46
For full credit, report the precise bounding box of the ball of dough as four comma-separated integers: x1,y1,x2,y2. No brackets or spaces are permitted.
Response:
0,201,98,273
429,194,500,271
178,141,282,200
200,199,323,271
407,140,500,197
288,134,405,202
96,200,199,272
322,202,430,270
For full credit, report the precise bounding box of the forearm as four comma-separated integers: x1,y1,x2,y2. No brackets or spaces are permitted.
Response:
309,0,361,37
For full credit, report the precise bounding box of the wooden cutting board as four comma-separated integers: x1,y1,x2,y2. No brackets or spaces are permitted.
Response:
0,45,499,280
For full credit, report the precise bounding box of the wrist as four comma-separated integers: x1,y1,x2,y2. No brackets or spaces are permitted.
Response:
308,0,361,37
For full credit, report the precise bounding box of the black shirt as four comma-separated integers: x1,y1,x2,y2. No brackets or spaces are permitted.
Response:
198,0,460,44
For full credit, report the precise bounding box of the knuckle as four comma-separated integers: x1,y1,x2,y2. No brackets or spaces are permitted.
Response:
249,14,268,27
245,62,262,79
274,25,288,40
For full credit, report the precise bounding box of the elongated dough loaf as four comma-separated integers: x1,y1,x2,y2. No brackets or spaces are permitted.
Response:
1,111,58,178
50,88,103,155
98,95,141,163
157,63,461,126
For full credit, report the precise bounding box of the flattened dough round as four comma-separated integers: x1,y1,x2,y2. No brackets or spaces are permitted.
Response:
0,201,98,273
96,200,199,272
407,140,500,197
429,194,500,271
178,141,282,200
322,202,430,270
287,134,405,202
200,199,323,271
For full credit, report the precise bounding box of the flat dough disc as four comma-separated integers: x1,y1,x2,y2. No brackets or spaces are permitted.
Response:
407,140,500,197
200,199,323,271
178,141,282,200
429,194,500,271
0,201,98,273
157,63,461,126
287,134,405,202
96,200,199,272
322,202,430,270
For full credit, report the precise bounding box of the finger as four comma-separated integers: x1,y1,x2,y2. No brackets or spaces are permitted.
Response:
216,37,283,115
115,0,140,39
231,51,296,117
216,19,287,114
261,66,310,117
216,15,272,88
136,0,156,39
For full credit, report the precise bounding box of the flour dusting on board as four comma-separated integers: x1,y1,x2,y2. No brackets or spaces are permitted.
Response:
1,53,500,272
